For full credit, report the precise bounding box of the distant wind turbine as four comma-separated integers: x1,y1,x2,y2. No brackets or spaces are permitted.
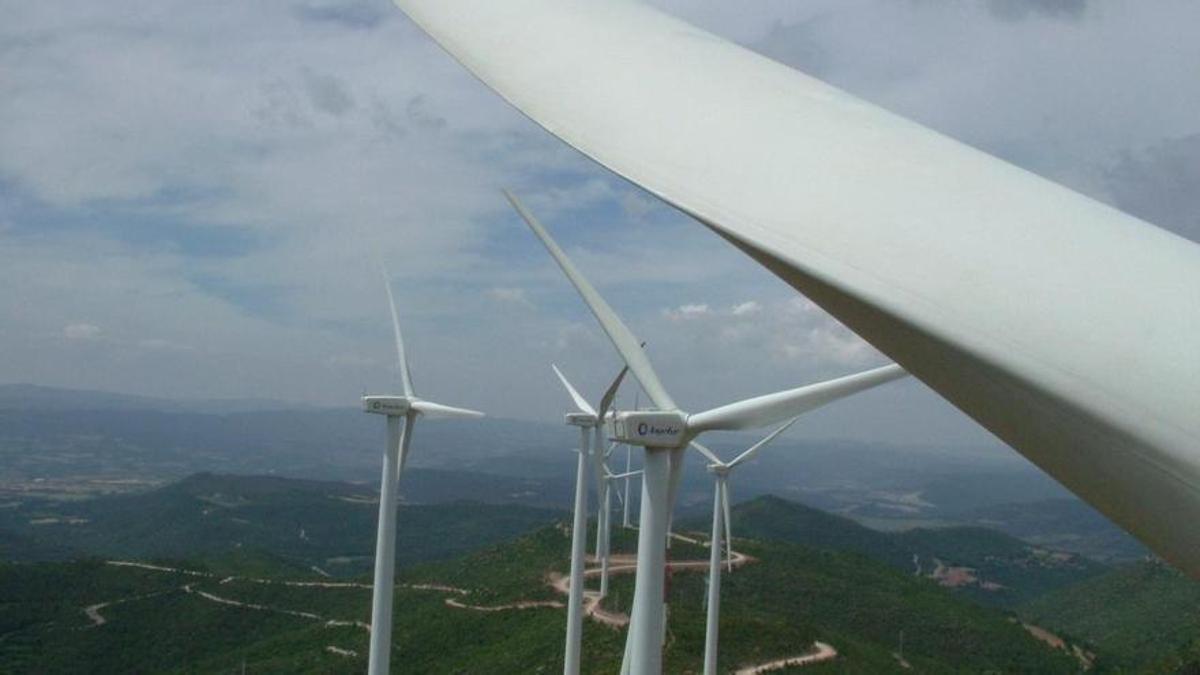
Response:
621,393,642,530
363,271,484,675
505,190,909,674
689,414,850,675
551,363,626,675
597,440,642,597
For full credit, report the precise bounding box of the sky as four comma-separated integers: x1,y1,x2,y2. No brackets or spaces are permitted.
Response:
1,1,1197,448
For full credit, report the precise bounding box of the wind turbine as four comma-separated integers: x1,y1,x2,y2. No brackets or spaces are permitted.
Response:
551,363,626,675
505,191,909,674
597,441,642,597
363,273,484,675
688,414,858,675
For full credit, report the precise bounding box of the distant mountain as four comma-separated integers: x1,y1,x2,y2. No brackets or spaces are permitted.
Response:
693,494,1107,607
1,383,1145,571
0,392,575,487
0,383,315,414
962,497,1149,563
0,473,565,575
1,383,1096,516
0,529,73,562
1021,559,1200,670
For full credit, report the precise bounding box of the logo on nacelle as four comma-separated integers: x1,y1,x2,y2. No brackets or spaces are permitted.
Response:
362,396,410,415
636,422,680,437
611,410,687,448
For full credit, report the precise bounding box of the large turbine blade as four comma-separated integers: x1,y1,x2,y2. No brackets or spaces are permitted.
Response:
410,400,485,419
689,440,724,466
397,0,1200,583
381,268,415,398
552,364,597,417
598,366,629,420
505,191,676,411
398,413,418,475
688,363,907,433
728,416,801,469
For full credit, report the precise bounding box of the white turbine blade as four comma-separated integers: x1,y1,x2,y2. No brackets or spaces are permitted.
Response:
397,0,1200,581
689,440,724,466
382,268,415,398
409,400,485,419
505,191,676,411
728,416,802,469
597,366,629,419
551,364,597,417
609,470,643,480
688,364,907,433
722,481,733,573
397,413,417,475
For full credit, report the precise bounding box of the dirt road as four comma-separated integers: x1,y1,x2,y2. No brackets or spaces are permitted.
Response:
735,641,838,674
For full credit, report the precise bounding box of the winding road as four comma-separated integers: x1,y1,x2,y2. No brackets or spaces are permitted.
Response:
93,531,835,671
734,642,839,674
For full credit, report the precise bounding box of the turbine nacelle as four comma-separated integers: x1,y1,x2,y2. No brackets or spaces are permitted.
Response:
705,464,732,477
564,411,597,427
607,409,688,448
362,395,412,416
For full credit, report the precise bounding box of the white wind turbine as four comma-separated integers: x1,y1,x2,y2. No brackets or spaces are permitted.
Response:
363,273,484,675
505,190,909,674
620,392,643,530
596,439,642,598
621,440,637,529
551,362,627,675
689,409,881,675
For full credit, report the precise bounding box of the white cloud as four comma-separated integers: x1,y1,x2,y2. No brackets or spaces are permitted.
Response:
325,353,376,369
663,303,711,320
731,301,761,316
137,338,193,352
486,287,534,309
63,323,102,340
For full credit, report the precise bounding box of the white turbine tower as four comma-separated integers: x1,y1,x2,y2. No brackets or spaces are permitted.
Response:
689,402,885,675
551,363,626,675
505,191,909,674
597,441,642,597
621,441,636,529
363,273,484,675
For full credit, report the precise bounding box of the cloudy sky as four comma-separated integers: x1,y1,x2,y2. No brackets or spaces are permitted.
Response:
2,1,1197,447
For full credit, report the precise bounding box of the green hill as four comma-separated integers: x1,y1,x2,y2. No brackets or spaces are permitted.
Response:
1,522,1079,673
1021,559,1200,671
0,473,563,575
705,495,1106,607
